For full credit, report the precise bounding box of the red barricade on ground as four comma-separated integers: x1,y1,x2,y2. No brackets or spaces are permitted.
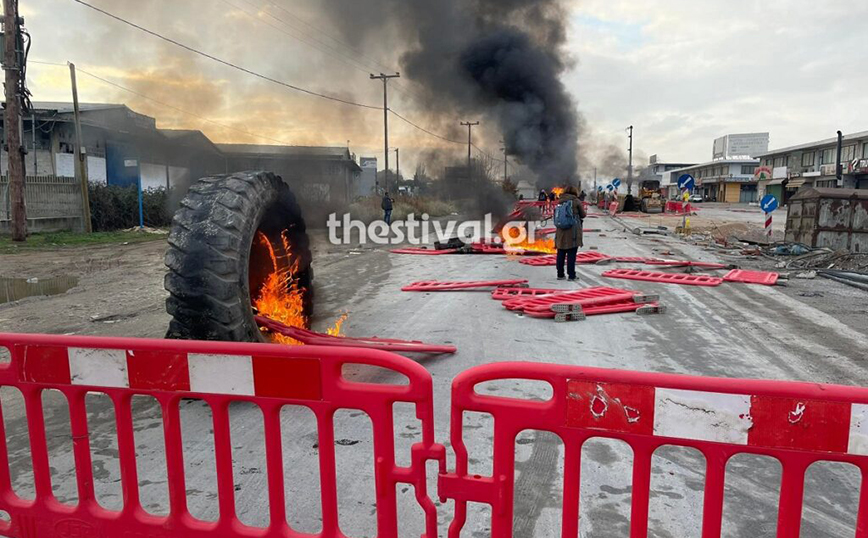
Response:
469,243,507,254
519,252,610,267
438,362,868,538
402,279,528,292
256,316,457,354
390,248,457,256
724,269,780,286
524,298,663,321
646,259,729,270
502,287,636,312
603,268,724,287
490,287,564,301
0,333,446,538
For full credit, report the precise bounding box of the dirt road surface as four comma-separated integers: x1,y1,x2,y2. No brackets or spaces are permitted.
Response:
1,208,867,537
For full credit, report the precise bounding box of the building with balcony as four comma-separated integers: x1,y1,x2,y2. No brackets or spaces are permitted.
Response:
753,130,868,206
645,155,698,198
664,159,761,203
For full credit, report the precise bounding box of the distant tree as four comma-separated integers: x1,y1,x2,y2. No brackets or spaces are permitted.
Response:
501,178,518,198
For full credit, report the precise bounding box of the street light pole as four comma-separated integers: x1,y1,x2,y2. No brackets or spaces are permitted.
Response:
627,125,634,195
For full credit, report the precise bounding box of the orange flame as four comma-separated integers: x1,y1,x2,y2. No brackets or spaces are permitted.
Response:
552,187,565,198
254,232,347,345
501,226,557,254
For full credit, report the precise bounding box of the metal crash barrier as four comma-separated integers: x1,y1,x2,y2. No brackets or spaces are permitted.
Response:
0,333,445,538
3,333,868,537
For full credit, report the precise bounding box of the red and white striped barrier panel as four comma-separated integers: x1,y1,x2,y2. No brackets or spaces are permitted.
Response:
3,334,868,537
666,201,695,214
402,279,528,292
724,269,780,286
0,333,446,538
255,316,457,354
439,362,868,538
602,268,724,287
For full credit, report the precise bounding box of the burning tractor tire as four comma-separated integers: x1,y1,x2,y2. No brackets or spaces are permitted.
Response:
165,171,313,342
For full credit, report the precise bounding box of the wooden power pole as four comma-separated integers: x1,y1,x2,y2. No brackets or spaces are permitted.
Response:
3,0,26,241
370,73,400,194
461,121,479,183
69,62,92,232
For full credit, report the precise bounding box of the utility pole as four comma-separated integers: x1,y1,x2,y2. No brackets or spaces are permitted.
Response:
370,72,400,194
3,0,26,241
501,144,508,183
627,125,634,195
594,167,597,194
461,121,479,184
69,63,92,233
394,147,400,183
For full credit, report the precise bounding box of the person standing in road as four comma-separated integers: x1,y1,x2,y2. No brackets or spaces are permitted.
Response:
538,189,547,202
382,192,394,225
554,185,587,281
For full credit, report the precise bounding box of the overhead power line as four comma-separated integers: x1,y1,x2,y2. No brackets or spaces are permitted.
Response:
63,0,500,157
70,0,381,110
30,60,296,145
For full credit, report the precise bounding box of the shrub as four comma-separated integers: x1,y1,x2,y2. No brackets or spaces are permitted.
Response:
88,183,173,231
348,195,456,223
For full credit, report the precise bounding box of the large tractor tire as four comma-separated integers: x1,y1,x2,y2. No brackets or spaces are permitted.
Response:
164,171,312,342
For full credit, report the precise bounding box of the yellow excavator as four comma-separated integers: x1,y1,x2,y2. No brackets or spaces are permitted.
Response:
638,180,664,214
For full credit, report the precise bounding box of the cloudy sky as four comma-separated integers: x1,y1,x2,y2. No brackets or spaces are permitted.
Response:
22,0,868,179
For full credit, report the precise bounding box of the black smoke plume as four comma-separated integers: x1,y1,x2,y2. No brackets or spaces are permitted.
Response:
321,0,581,189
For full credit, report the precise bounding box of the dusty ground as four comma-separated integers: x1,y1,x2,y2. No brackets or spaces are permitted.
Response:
1,205,867,537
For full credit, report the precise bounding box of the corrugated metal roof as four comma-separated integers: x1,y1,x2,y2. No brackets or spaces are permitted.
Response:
217,144,352,158
755,131,868,158
31,101,126,114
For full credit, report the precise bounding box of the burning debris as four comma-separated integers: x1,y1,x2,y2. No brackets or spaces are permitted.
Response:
254,231,348,345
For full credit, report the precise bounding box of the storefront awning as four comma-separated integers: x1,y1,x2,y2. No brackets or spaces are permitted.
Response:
787,179,806,189
767,179,785,186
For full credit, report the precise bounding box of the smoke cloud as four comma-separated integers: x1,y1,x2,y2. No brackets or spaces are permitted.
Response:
321,0,581,189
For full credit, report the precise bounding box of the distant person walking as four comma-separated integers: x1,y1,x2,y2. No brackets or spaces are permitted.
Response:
548,191,556,203
538,189,547,202
381,192,394,225
554,185,587,281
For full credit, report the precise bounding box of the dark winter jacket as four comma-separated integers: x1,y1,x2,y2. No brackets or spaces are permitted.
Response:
538,191,547,202
381,196,393,211
554,193,587,250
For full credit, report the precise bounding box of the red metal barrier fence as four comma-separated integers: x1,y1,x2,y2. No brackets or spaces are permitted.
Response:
439,362,868,538
0,333,445,538
3,334,868,537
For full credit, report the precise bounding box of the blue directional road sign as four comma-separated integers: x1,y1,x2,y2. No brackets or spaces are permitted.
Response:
612,178,622,188
597,186,603,192
607,184,614,191
678,174,696,191
760,194,779,213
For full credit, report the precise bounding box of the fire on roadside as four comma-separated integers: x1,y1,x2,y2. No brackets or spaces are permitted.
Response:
552,186,565,198
501,225,557,254
254,231,346,345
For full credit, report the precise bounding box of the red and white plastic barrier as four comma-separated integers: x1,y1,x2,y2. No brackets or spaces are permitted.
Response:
2,333,868,538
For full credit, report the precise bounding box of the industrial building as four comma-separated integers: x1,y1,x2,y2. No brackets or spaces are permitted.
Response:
753,130,868,205
218,144,362,205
